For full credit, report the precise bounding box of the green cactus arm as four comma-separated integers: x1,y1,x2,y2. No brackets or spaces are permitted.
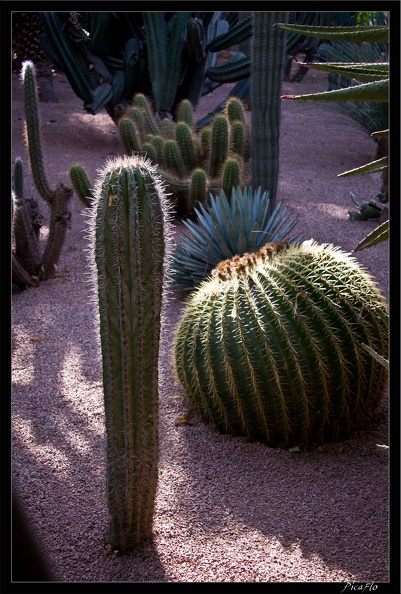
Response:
209,115,229,178
12,253,39,288
12,193,42,276
21,61,54,203
13,157,24,199
119,118,142,155
338,156,388,177
275,23,389,43
40,183,73,280
175,122,197,174
132,93,159,135
295,61,389,82
206,56,251,83
353,220,389,252
164,140,187,178
69,163,93,208
281,78,388,102
206,15,253,52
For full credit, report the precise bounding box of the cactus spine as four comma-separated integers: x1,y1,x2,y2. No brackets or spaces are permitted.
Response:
251,12,287,215
174,240,388,447
89,155,172,551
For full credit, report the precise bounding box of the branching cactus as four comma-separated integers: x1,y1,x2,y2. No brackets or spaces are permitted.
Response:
174,240,388,448
12,61,75,289
87,155,172,551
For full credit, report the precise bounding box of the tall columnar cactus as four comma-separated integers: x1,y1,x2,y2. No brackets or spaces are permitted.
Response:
87,155,172,551
251,12,287,216
174,240,388,447
12,61,73,290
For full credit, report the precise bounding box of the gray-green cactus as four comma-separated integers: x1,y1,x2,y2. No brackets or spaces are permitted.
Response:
87,155,172,551
174,240,388,447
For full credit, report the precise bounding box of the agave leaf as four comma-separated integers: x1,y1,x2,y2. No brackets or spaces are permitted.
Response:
275,23,389,43
338,156,388,177
362,344,389,369
353,220,388,252
296,61,388,82
281,78,388,102
237,231,248,254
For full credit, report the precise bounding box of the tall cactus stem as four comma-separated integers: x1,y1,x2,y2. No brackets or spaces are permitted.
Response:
132,93,159,135
229,120,246,156
222,157,241,198
119,118,142,156
177,98,194,126
189,168,208,212
209,114,229,178
251,12,287,216
13,157,24,199
176,122,197,174
164,140,187,178
87,155,172,551
40,183,73,280
21,61,54,203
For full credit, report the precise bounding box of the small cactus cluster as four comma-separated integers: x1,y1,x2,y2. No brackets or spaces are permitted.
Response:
118,93,251,215
174,239,388,448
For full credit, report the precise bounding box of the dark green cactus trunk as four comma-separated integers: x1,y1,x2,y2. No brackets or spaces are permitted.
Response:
90,155,171,551
22,61,53,203
174,240,388,448
251,12,287,216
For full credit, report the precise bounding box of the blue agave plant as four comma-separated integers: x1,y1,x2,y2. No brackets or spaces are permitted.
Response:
171,185,299,290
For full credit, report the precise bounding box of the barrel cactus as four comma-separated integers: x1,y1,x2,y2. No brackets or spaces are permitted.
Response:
174,239,388,448
87,154,172,551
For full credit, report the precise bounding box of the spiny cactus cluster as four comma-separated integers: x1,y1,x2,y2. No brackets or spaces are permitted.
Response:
118,93,251,215
174,239,388,448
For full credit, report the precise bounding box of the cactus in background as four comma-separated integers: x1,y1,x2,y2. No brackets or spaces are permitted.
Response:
251,12,288,217
175,122,197,174
119,93,252,215
222,158,241,198
171,185,299,290
209,115,229,178
176,98,194,126
87,155,172,551
174,240,388,447
119,118,142,155
12,61,73,290
69,163,93,208
277,19,389,249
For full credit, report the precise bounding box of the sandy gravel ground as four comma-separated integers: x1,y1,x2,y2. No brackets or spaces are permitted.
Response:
10,63,393,589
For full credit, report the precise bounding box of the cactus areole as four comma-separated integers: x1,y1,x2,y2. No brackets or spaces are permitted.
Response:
89,155,172,551
174,240,388,448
